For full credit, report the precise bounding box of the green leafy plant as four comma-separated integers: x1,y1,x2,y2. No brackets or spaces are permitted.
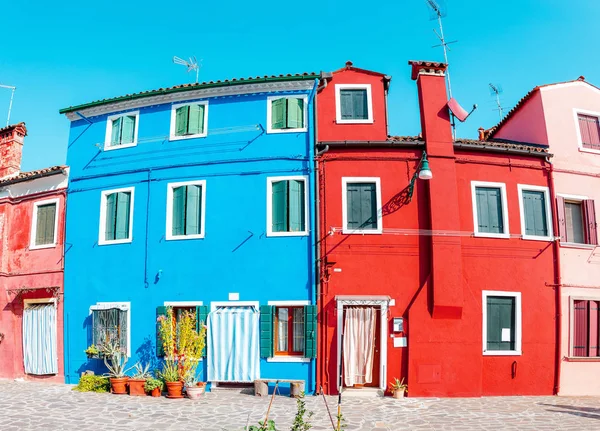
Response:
336,413,347,430
291,393,313,431
84,344,99,357
132,362,151,379
102,341,132,378
144,377,164,392
389,377,408,394
157,359,180,383
247,420,277,431
72,375,110,393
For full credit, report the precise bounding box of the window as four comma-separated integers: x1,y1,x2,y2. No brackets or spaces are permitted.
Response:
166,180,206,240
335,84,373,124
156,303,207,357
517,185,552,240
342,177,382,234
261,302,316,362
572,299,600,358
104,112,139,150
482,291,522,355
267,176,308,236
267,96,307,133
577,112,600,152
30,198,59,249
99,187,134,245
471,181,509,238
170,102,208,140
90,302,130,355
557,196,598,245
275,307,305,356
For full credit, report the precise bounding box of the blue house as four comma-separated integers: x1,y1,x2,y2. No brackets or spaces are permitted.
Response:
60,73,319,393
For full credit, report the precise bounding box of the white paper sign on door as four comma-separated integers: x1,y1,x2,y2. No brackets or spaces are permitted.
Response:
501,328,511,342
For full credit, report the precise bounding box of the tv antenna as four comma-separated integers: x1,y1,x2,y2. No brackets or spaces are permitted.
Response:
0,84,16,127
425,0,457,99
172,56,201,83
489,83,505,120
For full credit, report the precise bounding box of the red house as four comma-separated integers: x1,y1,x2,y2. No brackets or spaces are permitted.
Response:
0,123,68,382
315,61,558,397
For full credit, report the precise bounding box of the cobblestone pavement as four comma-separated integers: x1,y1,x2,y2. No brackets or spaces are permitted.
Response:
1,380,600,431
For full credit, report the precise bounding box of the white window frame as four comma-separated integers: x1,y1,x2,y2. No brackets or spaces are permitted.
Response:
569,296,600,358
557,193,590,247
482,291,522,356
471,181,510,239
165,180,206,241
266,175,309,237
335,84,374,124
517,184,553,241
29,198,60,250
267,300,310,363
104,111,140,151
89,302,131,357
169,101,209,141
341,177,382,235
98,187,135,246
573,108,600,155
266,95,309,134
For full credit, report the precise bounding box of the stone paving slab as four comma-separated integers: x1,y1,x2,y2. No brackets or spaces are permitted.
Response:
0,380,599,430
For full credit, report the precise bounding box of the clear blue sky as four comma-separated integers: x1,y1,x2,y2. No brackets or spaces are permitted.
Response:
2,0,599,171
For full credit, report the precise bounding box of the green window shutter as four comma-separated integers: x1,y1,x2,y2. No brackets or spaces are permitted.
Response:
185,185,202,235
351,90,368,120
156,306,167,357
172,186,186,236
340,90,354,119
121,116,136,145
486,296,516,351
303,305,317,358
523,190,548,236
271,180,289,232
115,192,131,240
36,203,56,245
288,180,305,232
196,305,208,357
105,193,117,241
346,183,376,230
187,104,205,135
286,98,304,129
260,305,274,358
175,106,189,136
476,187,503,234
110,117,122,146
271,98,287,130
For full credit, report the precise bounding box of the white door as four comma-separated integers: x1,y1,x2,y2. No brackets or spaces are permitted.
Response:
23,303,58,375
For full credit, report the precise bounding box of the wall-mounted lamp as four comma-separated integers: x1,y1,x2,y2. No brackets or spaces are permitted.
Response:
408,151,432,201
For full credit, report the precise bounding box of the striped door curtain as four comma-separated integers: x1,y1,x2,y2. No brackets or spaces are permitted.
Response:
207,306,260,382
22,303,58,375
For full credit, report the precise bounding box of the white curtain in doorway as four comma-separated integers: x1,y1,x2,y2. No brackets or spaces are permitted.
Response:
343,307,376,386
207,306,260,382
23,303,58,375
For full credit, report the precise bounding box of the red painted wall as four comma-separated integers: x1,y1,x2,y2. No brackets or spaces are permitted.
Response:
316,63,556,397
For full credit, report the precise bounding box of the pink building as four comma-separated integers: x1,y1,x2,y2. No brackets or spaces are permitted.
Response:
0,123,68,382
486,78,600,396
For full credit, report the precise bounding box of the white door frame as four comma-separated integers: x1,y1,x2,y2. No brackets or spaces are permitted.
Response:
23,298,58,375
336,296,389,391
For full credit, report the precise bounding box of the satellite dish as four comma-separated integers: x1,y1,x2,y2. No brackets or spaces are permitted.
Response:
447,98,477,123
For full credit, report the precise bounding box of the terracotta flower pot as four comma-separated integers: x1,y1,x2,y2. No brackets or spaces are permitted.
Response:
128,379,146,396
186,383,206,400
166,381,184,398
392,390,405,399
150,387,161,397
110,377,129,394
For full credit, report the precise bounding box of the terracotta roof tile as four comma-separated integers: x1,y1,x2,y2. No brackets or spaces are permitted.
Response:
0,165,67,187
388,135,549,155
0,122,26,135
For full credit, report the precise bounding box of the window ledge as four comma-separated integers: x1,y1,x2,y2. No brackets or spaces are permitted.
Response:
342,229,382,235
336,119,373,124
103,142,137,151
266,357,310,363
29,243,57,250
564,356,600,362
520,235,554,242
165,235,205,241
266,127,307,134
98,239,133,246
578,147,600,155
473,233,510,239
169,133,207,141
560,242,597,250
483,350,522,356
267,231,309,237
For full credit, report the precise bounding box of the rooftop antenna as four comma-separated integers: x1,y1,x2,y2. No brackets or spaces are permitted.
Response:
425,0,457,99
489,83,505,121
172,56,201,84
0,84,16,127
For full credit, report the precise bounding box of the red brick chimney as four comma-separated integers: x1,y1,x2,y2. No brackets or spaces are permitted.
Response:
409,61,463,319
0,122,26,179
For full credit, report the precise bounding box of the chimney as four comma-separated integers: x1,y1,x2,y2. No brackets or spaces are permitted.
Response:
478,127,486,141
409,61,463,319
0,122,26,179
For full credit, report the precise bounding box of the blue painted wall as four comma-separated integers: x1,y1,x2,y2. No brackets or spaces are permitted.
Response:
63,82,317,393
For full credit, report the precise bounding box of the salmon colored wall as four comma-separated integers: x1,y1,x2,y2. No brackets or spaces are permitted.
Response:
493,91,549,145
0,190,66,382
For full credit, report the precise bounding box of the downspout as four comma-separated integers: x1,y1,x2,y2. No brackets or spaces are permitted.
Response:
144,169,152,289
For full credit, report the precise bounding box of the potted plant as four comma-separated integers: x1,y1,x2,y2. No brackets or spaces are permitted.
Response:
84,344,100,359
102,341,132,394
144,377,164,397
185,377,207,400
389,377,408,399
129,362,151,396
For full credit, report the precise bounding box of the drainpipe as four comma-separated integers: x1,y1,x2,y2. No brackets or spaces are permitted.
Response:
144,169,152,289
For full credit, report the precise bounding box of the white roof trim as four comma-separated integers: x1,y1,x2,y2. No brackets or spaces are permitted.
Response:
539,80,600,96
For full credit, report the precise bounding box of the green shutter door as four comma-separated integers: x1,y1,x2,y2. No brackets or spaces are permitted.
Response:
303,305,317,358
185,185,201,235
121,116,136,145
36,203,56,245
260,305,274,358
271,98,286,130
114,192,131,240
286,98,304,129
486,296,515,351
187,104,205,135
351,90,368,120
523,190,548,236
288,180,305,232
110,117,122,146
156,306,167,357
271,180,289,232
340,90,354,119
172,186,186,236
175,106,189,136
105,193,117,241
196,305,208,357
476,187,503,234
346,183,360,230
360,183,377,229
